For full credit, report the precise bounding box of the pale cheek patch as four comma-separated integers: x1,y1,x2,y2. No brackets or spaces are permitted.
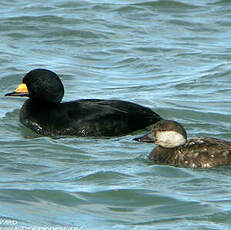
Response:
155,131,186,148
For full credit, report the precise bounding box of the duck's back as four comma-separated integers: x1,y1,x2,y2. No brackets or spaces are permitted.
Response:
20,99,161,136
149,137,231,168
181,137,231,168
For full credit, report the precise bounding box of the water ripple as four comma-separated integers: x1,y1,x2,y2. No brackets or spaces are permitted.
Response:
1,0,231,229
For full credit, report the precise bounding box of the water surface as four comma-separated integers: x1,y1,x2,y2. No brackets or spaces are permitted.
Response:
1,0,231,229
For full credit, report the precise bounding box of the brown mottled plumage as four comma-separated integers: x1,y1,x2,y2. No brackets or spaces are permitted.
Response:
147,120,231,168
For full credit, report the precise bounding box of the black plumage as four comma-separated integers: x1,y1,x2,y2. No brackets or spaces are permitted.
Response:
6,69,162,137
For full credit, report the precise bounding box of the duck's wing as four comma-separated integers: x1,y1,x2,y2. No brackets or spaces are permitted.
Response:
63,99,162,136
181,137,231,168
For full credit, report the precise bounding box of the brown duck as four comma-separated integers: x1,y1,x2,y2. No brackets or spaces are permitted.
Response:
137,120,231,168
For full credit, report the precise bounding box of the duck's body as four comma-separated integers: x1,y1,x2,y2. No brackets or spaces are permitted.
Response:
21,98,160,136
149,136,231,168
137,119,231,168
6,69,162,137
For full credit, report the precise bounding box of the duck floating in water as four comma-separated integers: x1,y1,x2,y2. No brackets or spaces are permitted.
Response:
5,69,162,137
136,120,231,168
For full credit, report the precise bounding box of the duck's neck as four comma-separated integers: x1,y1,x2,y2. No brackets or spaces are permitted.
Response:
28,98,60,106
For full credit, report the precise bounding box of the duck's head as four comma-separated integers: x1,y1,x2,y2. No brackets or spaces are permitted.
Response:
5,69,64,103
151,120,187,148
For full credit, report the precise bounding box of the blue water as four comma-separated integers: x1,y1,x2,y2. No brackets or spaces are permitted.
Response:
1,0,231,229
